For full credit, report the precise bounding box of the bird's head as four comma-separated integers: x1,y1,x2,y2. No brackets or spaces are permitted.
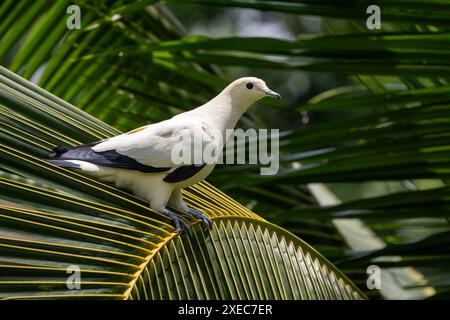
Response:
223,77,281,109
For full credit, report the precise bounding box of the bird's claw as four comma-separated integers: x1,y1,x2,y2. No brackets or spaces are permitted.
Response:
161,208,192,237
187,208,213,229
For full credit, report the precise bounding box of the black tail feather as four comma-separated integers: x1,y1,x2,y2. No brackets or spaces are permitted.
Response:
45,159,82,169
50,146,70,158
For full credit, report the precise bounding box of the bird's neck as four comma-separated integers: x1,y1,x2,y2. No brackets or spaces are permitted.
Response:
195,91,254,131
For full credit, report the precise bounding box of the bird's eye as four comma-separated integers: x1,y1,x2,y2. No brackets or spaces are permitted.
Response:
246,82,254,90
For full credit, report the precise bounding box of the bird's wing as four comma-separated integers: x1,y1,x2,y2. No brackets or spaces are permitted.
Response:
91,118,219,169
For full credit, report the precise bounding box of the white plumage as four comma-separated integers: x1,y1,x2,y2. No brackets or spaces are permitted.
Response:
48,77,280,233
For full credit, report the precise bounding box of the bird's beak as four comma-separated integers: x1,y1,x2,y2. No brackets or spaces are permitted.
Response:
264,89,281,100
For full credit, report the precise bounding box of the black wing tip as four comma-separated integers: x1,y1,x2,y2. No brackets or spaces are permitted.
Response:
163,164,206,183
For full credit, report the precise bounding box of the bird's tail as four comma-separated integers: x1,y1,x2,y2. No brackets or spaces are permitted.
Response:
45,159,82,169
49,146,70,158
47,146,81,169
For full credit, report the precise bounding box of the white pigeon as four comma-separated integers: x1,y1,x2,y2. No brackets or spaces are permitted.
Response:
47,77,281,234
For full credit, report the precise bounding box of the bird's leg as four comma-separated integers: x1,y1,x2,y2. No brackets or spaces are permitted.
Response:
147,189,192,235
168,189,213,229
186,208,213,229
160,208,192,236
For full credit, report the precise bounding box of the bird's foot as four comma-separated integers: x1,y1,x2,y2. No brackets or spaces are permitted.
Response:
187,208,213,229
161,208,192,237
